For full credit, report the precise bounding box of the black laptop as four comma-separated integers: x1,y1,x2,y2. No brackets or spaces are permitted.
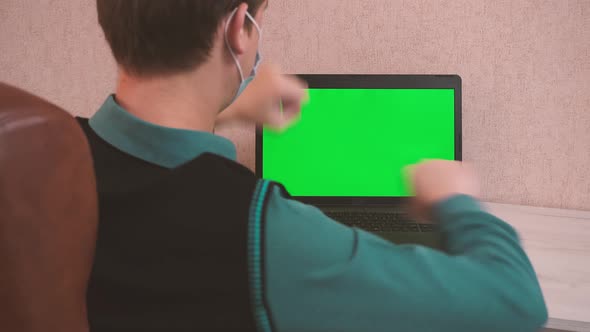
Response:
256,75,462,249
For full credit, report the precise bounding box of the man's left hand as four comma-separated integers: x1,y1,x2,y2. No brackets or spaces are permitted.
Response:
217,63,308,129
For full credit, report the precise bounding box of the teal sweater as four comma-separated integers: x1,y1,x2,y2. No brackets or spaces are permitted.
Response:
89,95,548,331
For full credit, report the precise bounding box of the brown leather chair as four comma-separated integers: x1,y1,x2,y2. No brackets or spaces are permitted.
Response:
0,83,97,332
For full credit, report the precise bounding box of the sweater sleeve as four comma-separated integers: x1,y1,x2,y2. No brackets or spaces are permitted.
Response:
264,188,548,332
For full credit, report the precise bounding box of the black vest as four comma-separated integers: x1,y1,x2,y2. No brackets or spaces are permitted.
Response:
78,118,275,332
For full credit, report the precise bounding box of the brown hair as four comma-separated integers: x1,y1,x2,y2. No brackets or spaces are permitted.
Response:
97,0,266,76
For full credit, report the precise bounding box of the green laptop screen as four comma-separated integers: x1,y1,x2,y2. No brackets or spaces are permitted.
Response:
262,89,455,197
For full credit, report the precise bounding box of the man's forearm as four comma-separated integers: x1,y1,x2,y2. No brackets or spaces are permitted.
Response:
431,195,548,330
265,191,548,332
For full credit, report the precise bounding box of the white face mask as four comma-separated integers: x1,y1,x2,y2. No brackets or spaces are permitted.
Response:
224,8,263,102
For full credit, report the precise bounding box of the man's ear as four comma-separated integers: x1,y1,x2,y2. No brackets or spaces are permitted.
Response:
225,3,249,56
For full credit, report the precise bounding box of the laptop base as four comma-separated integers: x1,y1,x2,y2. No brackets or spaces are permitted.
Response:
320,206,444,250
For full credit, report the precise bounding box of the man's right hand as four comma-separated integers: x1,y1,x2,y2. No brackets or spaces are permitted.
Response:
406,160,480,220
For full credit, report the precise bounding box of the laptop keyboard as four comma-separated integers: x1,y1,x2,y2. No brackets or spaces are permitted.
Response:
325,211,436,233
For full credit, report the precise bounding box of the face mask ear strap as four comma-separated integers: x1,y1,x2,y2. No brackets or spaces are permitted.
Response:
224,8,245,82
245,11,262,37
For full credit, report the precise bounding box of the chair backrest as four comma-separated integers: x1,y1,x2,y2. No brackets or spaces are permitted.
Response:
0,83,97,332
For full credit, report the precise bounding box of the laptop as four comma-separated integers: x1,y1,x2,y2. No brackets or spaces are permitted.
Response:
256,75,462,249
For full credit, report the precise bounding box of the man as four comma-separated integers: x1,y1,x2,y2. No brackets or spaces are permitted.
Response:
79,1,548,331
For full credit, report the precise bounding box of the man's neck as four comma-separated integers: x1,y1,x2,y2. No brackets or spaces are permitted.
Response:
114,69,226,133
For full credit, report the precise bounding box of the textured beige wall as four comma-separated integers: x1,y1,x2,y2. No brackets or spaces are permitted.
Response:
1,0,589,210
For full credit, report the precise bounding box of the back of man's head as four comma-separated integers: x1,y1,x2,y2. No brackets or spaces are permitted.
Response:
96,0,266,77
